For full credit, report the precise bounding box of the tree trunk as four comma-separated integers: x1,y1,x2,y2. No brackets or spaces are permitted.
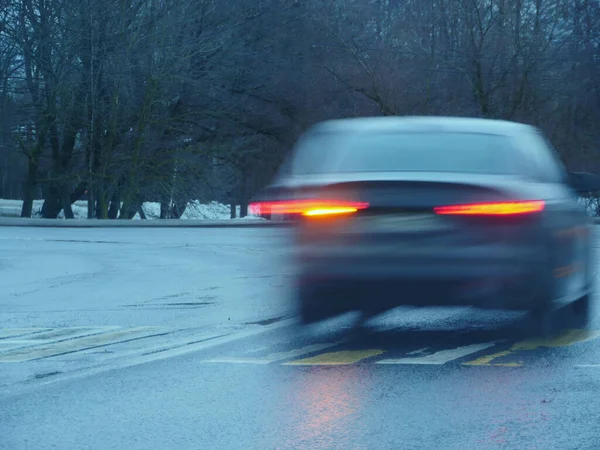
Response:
20,159,38,218
120,197,142,219
41,185,62,218
96,198,108,218
138,206,147,219
240,201,248,218
230,203,236,219
107,193,120,219
170,201,186,219
41,193,61,218
60,187,74,219
87,188,95,219
70,183,87,204
160,201,169,219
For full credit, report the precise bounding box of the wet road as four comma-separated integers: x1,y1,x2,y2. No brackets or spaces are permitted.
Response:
1,226,600,449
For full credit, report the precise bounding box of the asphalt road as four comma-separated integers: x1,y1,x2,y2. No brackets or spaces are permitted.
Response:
1,226,600,450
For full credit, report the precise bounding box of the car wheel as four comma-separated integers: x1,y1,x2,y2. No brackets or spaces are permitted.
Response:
300,304,324,325
297,282,341,325
529,305,561,338
296,278,352,324
571,249,593,329
528,260,562,337
570,293,591,329
299,294,327,324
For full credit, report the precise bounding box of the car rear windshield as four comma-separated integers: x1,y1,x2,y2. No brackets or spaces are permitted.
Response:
290,131,520,175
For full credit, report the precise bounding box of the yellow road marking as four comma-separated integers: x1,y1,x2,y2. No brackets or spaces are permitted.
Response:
463,329,600,366
0,327,159,363
510,329,600,350
283,349,385,366
463,350,521,367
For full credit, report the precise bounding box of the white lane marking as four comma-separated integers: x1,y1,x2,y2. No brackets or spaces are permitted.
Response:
376,342,499,365
574,364,600,368
11,318,298,392
406,348,429,355
202,342,342,364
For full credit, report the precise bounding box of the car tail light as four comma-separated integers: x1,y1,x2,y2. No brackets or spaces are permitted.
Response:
249,200,369,217
434,200,545,216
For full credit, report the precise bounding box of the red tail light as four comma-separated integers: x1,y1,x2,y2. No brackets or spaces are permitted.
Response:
434,200,545,216
249,200,369,217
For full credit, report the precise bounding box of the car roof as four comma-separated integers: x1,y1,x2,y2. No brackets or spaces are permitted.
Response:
310,116,537,136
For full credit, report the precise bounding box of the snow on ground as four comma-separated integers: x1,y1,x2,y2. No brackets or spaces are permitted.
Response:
0,199,264,220
135,200,263,220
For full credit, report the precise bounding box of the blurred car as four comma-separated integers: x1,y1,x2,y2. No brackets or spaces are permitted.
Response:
251,116,596,335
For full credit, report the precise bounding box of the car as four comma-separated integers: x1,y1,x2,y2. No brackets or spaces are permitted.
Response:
250,116,596,335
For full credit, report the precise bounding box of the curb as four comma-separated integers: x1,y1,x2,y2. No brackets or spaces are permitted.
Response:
0,218,293,228
1,217,598,228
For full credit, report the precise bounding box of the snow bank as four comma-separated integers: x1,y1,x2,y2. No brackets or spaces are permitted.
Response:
0,199,264,220
134,200,263,220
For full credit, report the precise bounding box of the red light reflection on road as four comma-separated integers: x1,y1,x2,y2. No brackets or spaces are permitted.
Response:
284,367,366,449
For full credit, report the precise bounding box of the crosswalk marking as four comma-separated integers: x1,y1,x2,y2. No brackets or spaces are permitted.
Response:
462,350,518,367
463,329,600,366
0,328,51,340
377,342,499,365
0,327,123,352
511,329,600,350
0,327,161,362
203,342,342,364
0,339,51,346
283,349,385,366
1,326,599,368
16,327,115,342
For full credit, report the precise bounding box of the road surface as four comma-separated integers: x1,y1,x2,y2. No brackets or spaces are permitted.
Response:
1,226,599,449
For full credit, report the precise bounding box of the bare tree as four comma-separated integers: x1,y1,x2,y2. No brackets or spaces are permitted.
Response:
1,0,600,219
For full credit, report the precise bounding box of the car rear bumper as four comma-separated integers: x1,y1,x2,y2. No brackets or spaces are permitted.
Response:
296,244,546,311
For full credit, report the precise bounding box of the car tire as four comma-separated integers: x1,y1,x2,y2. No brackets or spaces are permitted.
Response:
570,247,593,329
530,279,591,336
527,260,561,337
299,294,327,324
570,293,591,329
529,305,561,338
297,282,340,325
296,277,351,325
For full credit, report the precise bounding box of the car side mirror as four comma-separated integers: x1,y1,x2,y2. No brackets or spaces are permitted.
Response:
567,172,600,194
